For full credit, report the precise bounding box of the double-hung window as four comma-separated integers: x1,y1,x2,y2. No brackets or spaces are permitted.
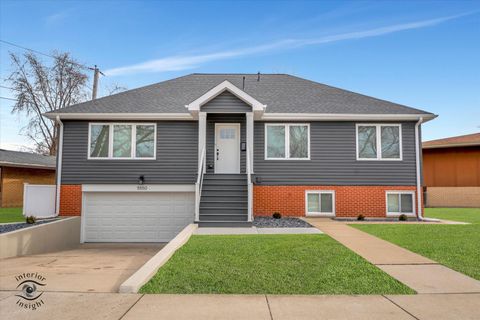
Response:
89,123,156,159
356,124,402,160
305,190,335,216
265,124,310,160
386,191,415,216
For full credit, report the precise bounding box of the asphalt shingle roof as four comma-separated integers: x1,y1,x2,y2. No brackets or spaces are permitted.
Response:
49,73,432,115
423,133,480,149
0,149,56,169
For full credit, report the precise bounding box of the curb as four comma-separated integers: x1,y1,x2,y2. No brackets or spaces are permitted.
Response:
119,223,198,293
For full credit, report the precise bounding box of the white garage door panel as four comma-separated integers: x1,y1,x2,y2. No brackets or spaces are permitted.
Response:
84,192,194,242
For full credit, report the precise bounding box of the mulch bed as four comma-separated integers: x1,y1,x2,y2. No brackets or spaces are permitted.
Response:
0,219,58,234
253,217,313,228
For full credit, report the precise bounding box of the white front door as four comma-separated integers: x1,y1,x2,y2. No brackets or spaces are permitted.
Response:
215,123,240,173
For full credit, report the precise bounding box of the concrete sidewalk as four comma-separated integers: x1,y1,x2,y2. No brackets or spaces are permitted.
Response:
305,218,480,294
1,291,479,320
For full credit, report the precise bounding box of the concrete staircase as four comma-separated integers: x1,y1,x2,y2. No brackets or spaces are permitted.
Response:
198,174,251,227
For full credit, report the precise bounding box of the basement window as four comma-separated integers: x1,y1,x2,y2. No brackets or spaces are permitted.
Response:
386,191,415,216
305,190,335,216
88,123,156,159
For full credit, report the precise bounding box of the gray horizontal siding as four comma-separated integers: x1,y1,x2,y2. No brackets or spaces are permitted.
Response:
61,121,198,184
253,121,418,185
206,114,246,173
201,91,252,113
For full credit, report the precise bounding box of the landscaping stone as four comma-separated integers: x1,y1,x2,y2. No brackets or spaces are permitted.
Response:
253,217,313,228
0,219,58,234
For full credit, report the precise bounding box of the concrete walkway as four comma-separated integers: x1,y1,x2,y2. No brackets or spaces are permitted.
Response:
305,218,480,294
1,291,479,319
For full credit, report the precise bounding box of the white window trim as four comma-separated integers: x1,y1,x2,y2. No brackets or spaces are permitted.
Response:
264,123,310,160
385,191,416,217
88,123,157,160
356,123,403,161
305,190,336,217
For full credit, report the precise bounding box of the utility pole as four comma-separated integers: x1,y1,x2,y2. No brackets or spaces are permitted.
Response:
89,65,104,100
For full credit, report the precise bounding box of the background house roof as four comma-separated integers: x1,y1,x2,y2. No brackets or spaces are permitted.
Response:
0,149,56,169
422,132,480,149
46,73,433,116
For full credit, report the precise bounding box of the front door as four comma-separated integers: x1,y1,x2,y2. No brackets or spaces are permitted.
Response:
215,123,240,173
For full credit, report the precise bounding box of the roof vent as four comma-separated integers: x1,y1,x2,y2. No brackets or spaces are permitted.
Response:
257,72,260,81
242,76,245,90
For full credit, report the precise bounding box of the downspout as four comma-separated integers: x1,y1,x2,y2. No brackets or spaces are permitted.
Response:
415,116,439,222
55,115,63,217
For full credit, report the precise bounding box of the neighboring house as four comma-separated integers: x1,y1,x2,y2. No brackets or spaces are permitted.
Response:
44,73,436,242
0,149,56,207
423,133,480,208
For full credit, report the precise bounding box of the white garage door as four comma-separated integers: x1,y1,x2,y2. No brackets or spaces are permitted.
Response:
83,192,194,242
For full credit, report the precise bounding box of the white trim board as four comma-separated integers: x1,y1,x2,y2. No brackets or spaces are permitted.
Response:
185,80,267,112
44,113,194,120
261,113,436,121
82,184,196,192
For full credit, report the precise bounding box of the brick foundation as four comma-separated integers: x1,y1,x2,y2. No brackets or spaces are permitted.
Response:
253,185,421,218
59,185,82,216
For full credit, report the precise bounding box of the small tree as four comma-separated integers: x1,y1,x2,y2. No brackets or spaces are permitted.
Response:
8,52,88,155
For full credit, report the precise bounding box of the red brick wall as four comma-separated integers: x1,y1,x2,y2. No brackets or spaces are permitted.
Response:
59,185,82,216
253,185,421,218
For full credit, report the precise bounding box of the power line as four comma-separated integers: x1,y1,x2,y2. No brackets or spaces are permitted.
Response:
0,39,90,70
0,96,17,101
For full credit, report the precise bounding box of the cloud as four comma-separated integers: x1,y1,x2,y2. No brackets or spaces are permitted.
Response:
105,13,470,76
45,10,70,26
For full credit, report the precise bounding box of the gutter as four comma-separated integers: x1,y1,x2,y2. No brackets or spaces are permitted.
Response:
54,116,64,217
414,116,439,222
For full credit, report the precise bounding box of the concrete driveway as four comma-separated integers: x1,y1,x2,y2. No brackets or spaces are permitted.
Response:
0,243,164,293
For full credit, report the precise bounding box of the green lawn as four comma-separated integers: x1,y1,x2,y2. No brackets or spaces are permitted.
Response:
352,208,480,281
140,234,414,295
0,207,24,223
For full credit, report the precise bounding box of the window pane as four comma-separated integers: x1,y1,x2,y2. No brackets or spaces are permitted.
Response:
136,125,155,158
400,194,413,213
267,126,285,158
358,126,377,158
113,125,132,158
307,193,319,213
320,193,333,213
90,125,109,157
381,126,400,159
387,194,399,212
289,125,308,158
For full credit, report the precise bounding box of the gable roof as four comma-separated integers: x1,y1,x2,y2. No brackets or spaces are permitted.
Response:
0,149,56,169
44,73,435,120
423,133,480,149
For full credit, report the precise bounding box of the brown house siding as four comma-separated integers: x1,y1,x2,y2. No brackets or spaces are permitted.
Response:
423,146,480,207
0,166,55,207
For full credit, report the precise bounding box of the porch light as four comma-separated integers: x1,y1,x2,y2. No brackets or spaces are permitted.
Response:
138,175,145,185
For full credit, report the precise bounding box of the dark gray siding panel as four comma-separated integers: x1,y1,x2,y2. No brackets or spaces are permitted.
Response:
61,121,198,184
253,121,417,185
201,91,252,113
206,114,246,173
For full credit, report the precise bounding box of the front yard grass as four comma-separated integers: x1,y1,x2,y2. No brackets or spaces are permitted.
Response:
140,234,414,294
351,208,480,281
0,207,23,223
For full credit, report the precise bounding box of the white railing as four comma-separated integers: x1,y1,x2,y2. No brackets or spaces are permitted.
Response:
246,146,253,222
195,147,206,222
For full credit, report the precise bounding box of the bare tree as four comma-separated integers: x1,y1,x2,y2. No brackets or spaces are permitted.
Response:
8,52,88,155
105,83,128,96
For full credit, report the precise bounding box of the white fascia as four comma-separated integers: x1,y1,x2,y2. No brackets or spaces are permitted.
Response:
43,113,195,121
185,80,267,112
261,113,437,122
